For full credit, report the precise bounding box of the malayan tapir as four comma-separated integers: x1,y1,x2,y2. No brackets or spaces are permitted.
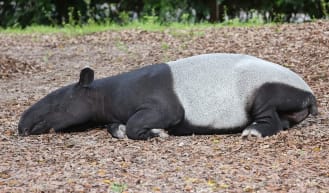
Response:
18,53,318,140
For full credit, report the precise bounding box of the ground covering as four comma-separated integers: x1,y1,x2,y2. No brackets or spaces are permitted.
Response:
0,21,328,192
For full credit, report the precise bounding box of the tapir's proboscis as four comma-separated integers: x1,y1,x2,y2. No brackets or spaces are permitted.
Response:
18,53,318,140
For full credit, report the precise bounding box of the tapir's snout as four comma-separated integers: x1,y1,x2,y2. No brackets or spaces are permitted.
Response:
18,122,50,136
18,113,31,136
18,127,35,136
18,109,51,136
18,126,29,136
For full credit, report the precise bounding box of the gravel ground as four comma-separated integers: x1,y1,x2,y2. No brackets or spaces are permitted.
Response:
0,21,328,193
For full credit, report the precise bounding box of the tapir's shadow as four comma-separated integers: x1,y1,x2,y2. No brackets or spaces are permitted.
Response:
54,122,107,134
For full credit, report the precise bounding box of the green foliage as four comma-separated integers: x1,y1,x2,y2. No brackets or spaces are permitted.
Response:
110,182,127,193
321,0,329,17
0,0,53,28
142,0,194,23
118,11,130,25
0,0,328,28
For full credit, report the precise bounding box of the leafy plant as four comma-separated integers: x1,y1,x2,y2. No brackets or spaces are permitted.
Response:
110,182,127,193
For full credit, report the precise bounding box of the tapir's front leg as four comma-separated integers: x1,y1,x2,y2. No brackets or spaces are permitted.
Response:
107,123,127,139
125,108,175,140
107,123,169,139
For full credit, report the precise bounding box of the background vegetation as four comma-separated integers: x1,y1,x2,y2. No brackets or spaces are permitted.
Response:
1,0,329,28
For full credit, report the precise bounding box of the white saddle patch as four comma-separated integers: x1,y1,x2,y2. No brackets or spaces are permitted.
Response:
168,53,312,130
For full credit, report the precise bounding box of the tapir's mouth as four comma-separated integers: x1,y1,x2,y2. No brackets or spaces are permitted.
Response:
19,120,51,136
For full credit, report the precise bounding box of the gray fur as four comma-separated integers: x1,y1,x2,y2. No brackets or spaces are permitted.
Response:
168,53,312,130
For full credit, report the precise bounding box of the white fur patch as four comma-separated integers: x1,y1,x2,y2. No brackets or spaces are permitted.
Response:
111,125,168,139
168,53,312,130
241,128,262,138
112,124,127,139
150,129,169,138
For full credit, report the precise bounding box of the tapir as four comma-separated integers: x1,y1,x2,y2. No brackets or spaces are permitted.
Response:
18,53,317,140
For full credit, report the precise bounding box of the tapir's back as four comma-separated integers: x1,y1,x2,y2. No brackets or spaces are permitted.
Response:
167,53,312,129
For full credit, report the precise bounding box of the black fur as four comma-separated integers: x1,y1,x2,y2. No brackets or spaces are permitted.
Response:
18,64,184,140
89,64,184,140
245,83,317,137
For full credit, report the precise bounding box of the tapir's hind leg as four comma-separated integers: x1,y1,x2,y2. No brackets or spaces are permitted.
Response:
242,83,317,138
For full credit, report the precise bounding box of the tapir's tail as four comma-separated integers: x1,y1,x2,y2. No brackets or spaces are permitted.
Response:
282,94,318,124
309,94,318,116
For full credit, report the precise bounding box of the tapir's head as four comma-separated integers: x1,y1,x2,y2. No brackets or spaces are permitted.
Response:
18,67,96,136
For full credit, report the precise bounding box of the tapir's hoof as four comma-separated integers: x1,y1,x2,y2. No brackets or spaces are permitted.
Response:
108,124,127,139
150,129,169,138
108,125,168,139
241,128,262,138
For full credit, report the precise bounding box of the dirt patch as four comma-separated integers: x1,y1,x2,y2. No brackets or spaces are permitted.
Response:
0,21,328,192
0,55,42,79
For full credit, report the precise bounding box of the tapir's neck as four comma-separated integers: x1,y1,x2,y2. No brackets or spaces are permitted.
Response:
88,78,118,124
90,88,107,122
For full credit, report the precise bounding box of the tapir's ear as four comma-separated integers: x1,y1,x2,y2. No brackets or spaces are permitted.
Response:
78,67,94,87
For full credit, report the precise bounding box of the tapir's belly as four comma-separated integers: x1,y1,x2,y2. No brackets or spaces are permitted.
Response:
167,53,312,129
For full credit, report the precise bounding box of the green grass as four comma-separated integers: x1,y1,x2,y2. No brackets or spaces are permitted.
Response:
110,182,127,193
0,19,272,36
